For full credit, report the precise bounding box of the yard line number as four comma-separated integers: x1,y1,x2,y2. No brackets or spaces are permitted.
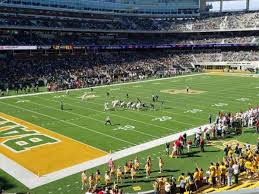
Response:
152,116,172,122
113,125,135,131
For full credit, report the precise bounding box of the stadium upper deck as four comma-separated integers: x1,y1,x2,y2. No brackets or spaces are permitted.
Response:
0,0,200,17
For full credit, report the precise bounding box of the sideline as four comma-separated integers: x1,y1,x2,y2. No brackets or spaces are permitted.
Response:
0,73,203,100
0,123,211,189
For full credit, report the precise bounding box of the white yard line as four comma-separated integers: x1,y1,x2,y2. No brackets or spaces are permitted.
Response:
0,73,204,100
11,98,160,139
31,95,182,132
0,101,136,146
0,123,211,189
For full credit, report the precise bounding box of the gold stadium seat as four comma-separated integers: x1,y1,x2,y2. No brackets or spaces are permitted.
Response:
229,182,254,191
197,185,211,193
247,182,259,189
215,184,239,192
202,187,216,193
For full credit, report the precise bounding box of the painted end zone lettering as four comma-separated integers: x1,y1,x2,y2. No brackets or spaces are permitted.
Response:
0,118,60,153
0,126,37,138
0,113,107,176
2,134,59,152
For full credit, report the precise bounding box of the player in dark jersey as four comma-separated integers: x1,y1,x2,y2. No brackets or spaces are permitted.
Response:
150,103,155,110
60,101,64,111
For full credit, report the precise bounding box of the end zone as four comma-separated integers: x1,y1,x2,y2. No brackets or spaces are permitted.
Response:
0,113,107,176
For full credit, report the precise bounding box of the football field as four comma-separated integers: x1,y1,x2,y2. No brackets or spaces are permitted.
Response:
0,72,259,193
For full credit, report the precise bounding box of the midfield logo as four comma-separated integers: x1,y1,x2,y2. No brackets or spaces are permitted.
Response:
0,117,60,153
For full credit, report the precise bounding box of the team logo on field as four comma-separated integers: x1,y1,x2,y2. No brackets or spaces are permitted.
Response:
0,117,60,153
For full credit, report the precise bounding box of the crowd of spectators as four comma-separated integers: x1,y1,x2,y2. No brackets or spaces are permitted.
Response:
72,108,259,194
1,11,259,32
1,32,258,46
0,51,194,92
1,49,259,93
153,107,259,194
193,51,259,62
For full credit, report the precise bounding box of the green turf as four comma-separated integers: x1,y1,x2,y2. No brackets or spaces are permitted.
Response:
0,73,259,193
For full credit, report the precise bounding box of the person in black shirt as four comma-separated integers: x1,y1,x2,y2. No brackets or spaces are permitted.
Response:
165,142,170,156
209,113,212,124
183,133,187,145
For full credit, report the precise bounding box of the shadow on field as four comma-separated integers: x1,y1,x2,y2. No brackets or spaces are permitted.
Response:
111,123,120,126
180,151,201,158
63,108,73,111
151,169,179,173
0,176,16,191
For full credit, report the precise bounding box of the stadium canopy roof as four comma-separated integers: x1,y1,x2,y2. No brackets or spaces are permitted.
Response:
0,0,200,17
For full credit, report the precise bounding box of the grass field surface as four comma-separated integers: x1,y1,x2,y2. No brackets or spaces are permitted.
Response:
1,73,259,193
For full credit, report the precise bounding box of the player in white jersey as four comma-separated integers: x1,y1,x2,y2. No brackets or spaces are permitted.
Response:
65,89,69,95
127,102,132,109
81,92,88,101
120,101,126,108
104,102,109,111
131,102,136,110
136,102,141,110
112,100,119,108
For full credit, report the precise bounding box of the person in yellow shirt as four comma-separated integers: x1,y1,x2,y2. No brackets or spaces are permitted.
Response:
251,160,257,178
215,163,221,186
124,162,130,177
193,168,200,190
110,165,116,178
239,157,245,172
158,157,164,173
220,162,227,185
95,169,101,185
131,166,137,182
245,159,252,178
145,161,151,178
116,166,123,184
88,173,95,189
199,168,204,184
177,173,186,183
81,171,87,191
104,171,111,185
249,152,254,161
228,148,233,158
134,156,140,170
209,163,216,187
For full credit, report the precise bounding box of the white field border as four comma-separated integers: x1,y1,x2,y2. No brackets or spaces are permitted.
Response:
0,124,211,189
1,72,258,101
0,73,204,100
0,72,257,189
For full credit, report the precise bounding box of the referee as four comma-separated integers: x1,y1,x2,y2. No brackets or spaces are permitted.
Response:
105,116,112,125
